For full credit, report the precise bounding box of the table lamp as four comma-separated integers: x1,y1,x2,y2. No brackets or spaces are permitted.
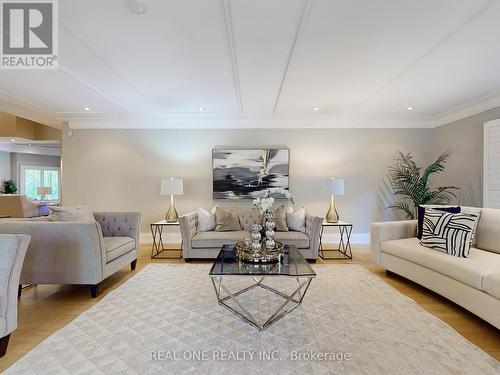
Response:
161,178,183,222
37,186,52,203
324,178,344,223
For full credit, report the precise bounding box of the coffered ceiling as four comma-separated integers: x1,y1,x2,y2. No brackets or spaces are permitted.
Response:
0,0,499,129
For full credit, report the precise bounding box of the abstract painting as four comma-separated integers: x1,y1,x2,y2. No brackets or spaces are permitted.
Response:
213,148,290,199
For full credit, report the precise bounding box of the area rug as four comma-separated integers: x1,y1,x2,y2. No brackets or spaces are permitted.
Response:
4,264,499,375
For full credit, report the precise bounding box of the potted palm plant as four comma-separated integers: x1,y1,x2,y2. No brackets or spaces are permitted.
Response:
388,151,459,219
2,180,18,194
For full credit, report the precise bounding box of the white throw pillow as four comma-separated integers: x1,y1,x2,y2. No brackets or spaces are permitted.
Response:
197,207,216,232
49,205,94,222
286,206,306,233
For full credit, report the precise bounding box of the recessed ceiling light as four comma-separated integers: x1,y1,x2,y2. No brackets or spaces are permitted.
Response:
313,106,320,111
28,143,32,146
84,106,91,111
407,106,414,111
199,107,205,112
10,139,15,142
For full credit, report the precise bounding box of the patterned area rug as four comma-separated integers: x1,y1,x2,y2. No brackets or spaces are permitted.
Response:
4,264,499,375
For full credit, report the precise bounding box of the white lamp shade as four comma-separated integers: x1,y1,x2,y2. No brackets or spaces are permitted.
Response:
161,178,183,195
324,178,345,195
37,186,52,196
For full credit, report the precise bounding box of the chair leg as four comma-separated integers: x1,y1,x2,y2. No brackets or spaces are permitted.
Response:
18,285,22,299
0,334,10,358
90,284,99,298
131,259,137,271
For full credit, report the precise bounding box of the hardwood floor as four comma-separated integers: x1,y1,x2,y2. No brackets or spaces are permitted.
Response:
0,244,498,371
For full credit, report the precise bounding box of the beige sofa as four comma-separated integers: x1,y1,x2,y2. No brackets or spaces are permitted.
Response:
371,207,500,329
0,195,46,218
179,209,323,260
0,234,30,357
0,212,141,298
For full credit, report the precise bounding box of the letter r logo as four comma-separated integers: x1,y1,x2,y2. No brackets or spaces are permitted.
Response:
2,1,53,54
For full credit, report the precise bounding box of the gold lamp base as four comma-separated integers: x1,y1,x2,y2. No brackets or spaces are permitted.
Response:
325,194,339,223
165,195,179,222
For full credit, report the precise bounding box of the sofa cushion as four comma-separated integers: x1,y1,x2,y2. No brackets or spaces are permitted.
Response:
274,205,288,232
420,209,479,258
192,230,249,248
476,208,500,255
104,237,135,263
381,237,500,289
197,207,216,232
238,210,262,231
286,207,306,232
461,206,482,246
417,205,460,239
215,207,241,232
482,274,500,299
274,231,310,249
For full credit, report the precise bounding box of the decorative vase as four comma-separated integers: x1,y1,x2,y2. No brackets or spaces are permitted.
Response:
250,223,262,256
264,211,276,250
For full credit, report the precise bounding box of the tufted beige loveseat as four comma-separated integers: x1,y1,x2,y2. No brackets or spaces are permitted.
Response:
0,212,141,298
179,209,322,260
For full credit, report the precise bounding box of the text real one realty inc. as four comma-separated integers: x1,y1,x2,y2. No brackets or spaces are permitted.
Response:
150,350,352,362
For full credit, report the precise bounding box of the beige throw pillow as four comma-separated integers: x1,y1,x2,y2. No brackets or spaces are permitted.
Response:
274,205,289,232
215,207,241,232
49,205,94,222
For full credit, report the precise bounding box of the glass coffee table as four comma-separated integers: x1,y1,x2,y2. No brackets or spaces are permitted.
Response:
209,244,316,331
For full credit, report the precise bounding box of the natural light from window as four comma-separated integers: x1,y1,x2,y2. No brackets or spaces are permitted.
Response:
20,165,60,202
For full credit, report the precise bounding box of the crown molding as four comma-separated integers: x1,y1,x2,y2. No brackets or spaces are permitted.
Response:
433,91,500,127
0,91,63,129
67,114,435,130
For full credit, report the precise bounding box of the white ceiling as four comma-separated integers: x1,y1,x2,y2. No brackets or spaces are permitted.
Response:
1,0,500,129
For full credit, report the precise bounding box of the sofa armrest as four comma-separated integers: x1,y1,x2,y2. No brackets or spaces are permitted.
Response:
370,220,417,264
0,234,30,337
93,212,141,247
305,213,323,258
179,212,198,258
0,220,105,284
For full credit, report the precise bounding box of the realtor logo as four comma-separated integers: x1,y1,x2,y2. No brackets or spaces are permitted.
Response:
1,0,58,69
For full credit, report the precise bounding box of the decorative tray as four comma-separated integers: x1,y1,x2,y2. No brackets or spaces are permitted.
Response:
235,241,285,263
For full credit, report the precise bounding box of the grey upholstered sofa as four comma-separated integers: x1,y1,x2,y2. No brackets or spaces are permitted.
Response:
0,212,141,298
371,206,500,329
0,234,30,357
179,209,322,260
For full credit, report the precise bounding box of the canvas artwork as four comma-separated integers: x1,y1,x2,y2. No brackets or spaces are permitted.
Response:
213,148,290,199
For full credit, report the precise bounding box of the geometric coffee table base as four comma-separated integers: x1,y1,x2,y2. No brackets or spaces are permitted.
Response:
210,275,314,331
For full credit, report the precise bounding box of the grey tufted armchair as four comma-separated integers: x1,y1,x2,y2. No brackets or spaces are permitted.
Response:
0,212,141,298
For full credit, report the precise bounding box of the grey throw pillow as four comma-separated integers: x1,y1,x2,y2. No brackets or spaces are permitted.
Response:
215,207,241,232
274,205,288,232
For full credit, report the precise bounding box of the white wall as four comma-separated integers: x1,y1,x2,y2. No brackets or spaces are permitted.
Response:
62,128,435,242
0,151,10,183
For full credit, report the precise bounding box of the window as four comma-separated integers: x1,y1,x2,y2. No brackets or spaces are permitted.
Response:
20,165,61,203
484,120,500,208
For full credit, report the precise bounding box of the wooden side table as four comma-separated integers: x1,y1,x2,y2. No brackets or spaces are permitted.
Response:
150,220,183,259
319,220,353,260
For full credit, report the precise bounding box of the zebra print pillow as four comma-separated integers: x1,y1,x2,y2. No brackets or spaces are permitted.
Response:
420,209,479,258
